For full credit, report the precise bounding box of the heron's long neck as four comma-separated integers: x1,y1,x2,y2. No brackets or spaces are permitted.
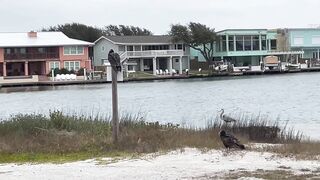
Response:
220,110,224,118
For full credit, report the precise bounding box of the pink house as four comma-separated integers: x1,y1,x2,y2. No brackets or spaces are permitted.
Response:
0,31,93,83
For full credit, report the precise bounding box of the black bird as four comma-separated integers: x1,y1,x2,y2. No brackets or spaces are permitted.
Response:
218,109,236,123
219,130,245,150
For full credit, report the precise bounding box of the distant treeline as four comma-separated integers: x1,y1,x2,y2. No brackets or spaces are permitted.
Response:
41,23,153,42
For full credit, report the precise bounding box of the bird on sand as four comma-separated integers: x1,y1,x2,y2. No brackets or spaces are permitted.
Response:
218,109,236,123
219,130,245,150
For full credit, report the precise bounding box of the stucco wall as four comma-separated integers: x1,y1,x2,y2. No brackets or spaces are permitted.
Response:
0,48,4,62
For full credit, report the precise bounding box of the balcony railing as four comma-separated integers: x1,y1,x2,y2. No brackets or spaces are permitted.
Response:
125,50,184,58
4,53,59,60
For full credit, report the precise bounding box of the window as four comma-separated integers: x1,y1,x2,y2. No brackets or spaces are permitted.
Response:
313,51,319,59
244,36,251,51
38,48,45,53
127,46,134,51
63,46,84,55
64,61,81,71
228,36,234,51
312,36,320,45
261,35,267,50
271,40,277,50
177,44,183,50
293,37,304,45
20,48,26,54
5,48,11,54
252,36,259,50
49,61,60,70
236,36,244,51
221,36,227,51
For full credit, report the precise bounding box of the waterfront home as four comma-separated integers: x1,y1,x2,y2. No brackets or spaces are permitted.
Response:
191,29,320,71
288,28,320,67
0,31,93,84
93,36,190,76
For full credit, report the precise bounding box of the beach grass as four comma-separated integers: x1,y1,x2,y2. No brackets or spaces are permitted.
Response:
0,111,318,163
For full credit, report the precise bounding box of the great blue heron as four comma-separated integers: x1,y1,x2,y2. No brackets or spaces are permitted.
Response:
218,109,236,123
219,130,245,150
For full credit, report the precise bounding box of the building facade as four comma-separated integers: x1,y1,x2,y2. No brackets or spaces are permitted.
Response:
0,32,93,83
288,28,320,63
191,28,320,71
93,36,190,75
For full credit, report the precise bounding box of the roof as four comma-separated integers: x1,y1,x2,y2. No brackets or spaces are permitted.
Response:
0,32,94,48
94,35,174,45
217,29,268,33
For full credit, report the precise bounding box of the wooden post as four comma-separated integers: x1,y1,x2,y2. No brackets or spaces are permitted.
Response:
108,49,120,144
111,67,119,143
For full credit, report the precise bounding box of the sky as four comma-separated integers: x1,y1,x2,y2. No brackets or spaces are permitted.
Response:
0,0,320,35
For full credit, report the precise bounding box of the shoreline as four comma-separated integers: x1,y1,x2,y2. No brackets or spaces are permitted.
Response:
1,67,320,88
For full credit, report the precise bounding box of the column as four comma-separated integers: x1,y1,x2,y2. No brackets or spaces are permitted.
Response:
3,62,6,77
156,58,159,70
259,35,262,51
153,57,157,75
125,64,129,78
302,49,304,58
233,35,236,51
140,59,144,71
226,35,229,52
318,49,320,60
268,39,271,50
24,61,29,76
169,56,173,75
179,56,182,75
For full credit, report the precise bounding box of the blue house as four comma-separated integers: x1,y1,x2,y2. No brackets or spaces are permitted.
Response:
288,28,320,61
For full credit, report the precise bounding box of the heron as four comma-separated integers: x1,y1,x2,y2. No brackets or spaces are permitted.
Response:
218,109,236,123
219,130,245,150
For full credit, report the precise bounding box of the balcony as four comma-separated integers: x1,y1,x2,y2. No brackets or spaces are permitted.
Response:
4,52,59,61
124,50,184,59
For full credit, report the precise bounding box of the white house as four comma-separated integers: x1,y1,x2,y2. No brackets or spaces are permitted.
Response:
93,35,190,76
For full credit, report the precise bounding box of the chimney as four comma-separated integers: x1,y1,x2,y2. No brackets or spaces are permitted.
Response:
28,31,37,38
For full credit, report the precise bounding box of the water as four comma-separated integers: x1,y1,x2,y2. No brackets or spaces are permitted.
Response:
1,73,320,139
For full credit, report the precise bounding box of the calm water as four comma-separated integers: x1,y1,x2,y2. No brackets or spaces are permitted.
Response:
1,73,320,139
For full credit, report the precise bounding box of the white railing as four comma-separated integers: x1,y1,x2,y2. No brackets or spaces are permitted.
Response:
267,50,304,55
125,50,184,58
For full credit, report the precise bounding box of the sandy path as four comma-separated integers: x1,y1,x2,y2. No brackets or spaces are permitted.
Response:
0,148,319,180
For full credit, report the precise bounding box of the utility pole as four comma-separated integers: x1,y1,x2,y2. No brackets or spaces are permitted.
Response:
108,49,121,143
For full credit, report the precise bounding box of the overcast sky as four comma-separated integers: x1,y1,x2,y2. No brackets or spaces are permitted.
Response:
0,0,319,34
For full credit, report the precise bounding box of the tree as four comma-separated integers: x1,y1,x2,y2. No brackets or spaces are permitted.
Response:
42,23,103,43
169,22,216,63
104,25,152,36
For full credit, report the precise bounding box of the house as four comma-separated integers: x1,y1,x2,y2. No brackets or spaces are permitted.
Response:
288,28,320,67
93,36,190,76
0,31,93,84
190,29,306,72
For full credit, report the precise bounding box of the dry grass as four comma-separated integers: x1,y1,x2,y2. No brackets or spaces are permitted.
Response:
0,111,319,163
254,141,320,160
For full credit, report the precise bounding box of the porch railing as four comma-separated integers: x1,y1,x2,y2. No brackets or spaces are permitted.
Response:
124,50,184,58
4,53,59,60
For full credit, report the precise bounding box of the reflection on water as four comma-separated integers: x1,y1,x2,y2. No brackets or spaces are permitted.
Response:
1,73,320,139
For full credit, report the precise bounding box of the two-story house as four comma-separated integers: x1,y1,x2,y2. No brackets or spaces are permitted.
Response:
0,31,93,84
191,29,305,71
93,36,190,75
